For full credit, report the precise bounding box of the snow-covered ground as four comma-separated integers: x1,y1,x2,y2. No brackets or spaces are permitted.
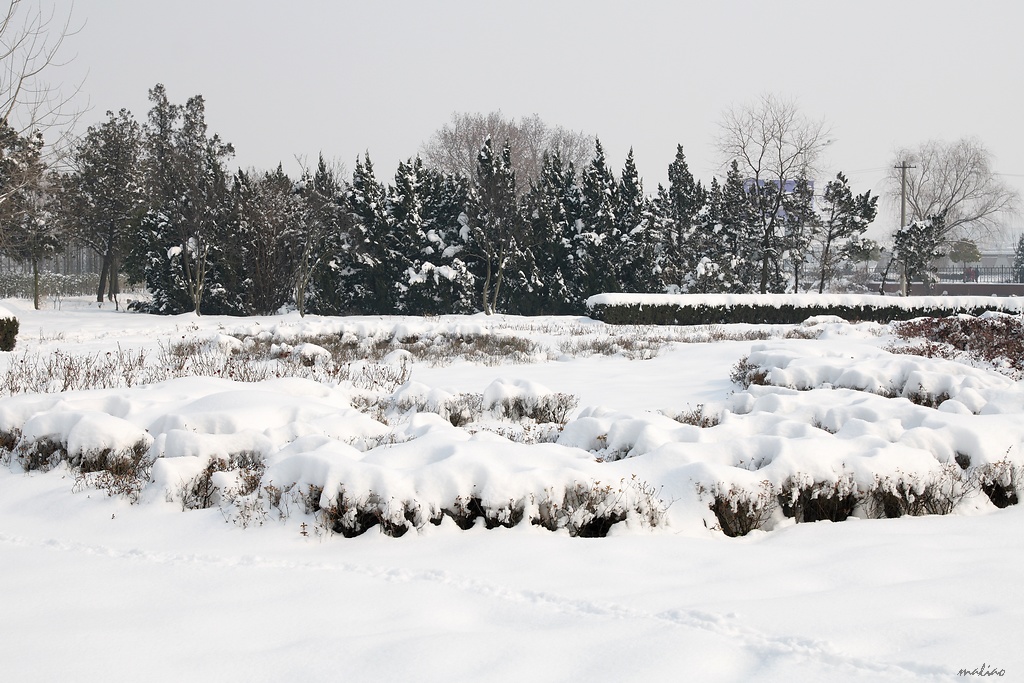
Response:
1,297,1021,682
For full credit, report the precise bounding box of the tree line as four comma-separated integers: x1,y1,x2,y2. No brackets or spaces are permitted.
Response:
0,86,902,315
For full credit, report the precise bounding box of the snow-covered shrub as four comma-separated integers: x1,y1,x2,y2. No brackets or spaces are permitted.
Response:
667,404,721,428
973,459,1022,509
0,315,19,351
179,452,265,511
782,327,822,340
532,483,627,537
71,441,153,504
16,436,65,471
444,494,485,530
560,334,662,360
393,388,484,427
587,293,1019,326
699,480,777,537
0,428,21,464
319,489,415,538
729,356,768,388
484,379,578,424
866,464,975,518
891,314,1024,379
532,477,667,537
777,474,858,523
901,384,951,409
298,484,323,515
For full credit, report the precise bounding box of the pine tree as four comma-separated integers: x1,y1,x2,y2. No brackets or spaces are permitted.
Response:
465,138,523,314
520,150,579,313
234,165,304,315
894,214,945,293
614,149,660,293
719,160,759,292
393,158,475,315
134,85,237,315
1014,234,1024,283
781,174,818,292
661,145,705,289
575,139,619,301
815,172,878,292
346,153,401,314
301,155,349,316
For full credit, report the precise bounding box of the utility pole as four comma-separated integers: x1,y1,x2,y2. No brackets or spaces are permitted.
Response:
894,161,916,295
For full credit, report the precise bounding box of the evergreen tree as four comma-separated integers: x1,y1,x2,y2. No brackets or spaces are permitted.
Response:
719,160,759,292
1014,234,1024,283
61,109,143,306
234,165,304,315
134,85,237,315
465,138,523,314
661,145,705,289
614,149,660,293
346,153,403,314
301,155,349,316
685,177,730,293
893,213,946,293
815,172,878,293
574,139,619,301
780,174,818,292
394,159,475,315
520,150,580,313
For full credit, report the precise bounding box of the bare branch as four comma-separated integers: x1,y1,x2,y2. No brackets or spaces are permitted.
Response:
889,138,1021,242
420,111,594,189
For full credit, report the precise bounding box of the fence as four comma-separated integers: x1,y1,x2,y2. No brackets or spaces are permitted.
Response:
934,266,1023,284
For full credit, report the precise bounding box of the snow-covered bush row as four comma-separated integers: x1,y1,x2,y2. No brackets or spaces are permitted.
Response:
731,339,1022,413
0,316,823,397
587,292,1024,325
890,313,1024,379
2,344,1021,538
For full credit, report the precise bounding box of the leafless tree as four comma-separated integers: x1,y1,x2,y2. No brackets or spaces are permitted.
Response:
0,0,81,252
421,111,593,188
889,138,1020,243
1,0,81,143
716,93,831,292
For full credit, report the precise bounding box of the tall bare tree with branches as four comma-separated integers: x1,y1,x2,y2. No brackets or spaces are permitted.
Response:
716,94,831,293
889,138,1019,243
421,111,593,189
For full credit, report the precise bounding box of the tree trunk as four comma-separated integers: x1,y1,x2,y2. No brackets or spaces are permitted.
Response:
97,253,111,303
32,258,40,310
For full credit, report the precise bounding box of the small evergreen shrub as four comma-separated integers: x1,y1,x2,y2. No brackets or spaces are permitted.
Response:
0,316,19,352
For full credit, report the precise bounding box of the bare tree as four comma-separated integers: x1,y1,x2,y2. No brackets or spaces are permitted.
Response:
421,111,593,188
889,138,1020,243
0,0,81,252
716,93,831,292
0,0,81,148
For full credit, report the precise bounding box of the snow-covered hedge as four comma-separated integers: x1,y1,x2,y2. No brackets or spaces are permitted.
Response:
586,293,1024,325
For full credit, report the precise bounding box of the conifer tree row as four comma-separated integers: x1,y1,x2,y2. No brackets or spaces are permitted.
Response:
7,87,883,316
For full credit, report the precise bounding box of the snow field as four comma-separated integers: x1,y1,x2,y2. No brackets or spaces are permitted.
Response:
3,298,1024,680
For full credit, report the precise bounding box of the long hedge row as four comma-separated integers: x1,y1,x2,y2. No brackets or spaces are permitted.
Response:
586,293,1024,325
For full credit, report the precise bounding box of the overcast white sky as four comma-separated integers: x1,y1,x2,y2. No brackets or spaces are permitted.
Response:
56,0,1024,242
